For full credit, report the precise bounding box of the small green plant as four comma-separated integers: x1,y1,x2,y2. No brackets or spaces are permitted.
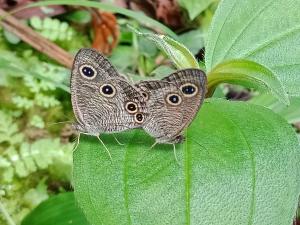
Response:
29,16,74,42
0,110,73,225
0,41,74,225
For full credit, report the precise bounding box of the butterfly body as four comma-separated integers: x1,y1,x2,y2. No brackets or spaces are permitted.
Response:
71,48,207,144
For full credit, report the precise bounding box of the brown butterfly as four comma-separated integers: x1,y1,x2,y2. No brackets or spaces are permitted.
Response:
135,69,206,144
71,48,207,158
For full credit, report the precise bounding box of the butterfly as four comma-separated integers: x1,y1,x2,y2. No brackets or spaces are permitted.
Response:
71,48,207,158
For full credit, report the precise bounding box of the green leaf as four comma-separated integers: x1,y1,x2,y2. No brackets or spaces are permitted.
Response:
250,93,300,123
3,29,21,44
73,99,300,225
30,16,43,30
178,29,205,55
21,192,89,225
207,59,289,105
29,115,45,129
0,55,70,93
23,180,49,209
138,38,158,57
129,26,199,69
178,0,216,20
30,17,74,41
205,0,300,96
23,0,177,38
150,65,175,79
65,10,92,24
109,46,137,72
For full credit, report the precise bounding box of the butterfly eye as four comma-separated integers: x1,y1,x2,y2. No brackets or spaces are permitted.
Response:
166,93,182,106
134,113,144,123
79,65,97,79
180,83,198,97
125,102,138,114
100,84,116,97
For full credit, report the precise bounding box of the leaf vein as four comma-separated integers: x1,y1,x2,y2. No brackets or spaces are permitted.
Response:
221,0,274,60
208,0,239,68
242,25,300,58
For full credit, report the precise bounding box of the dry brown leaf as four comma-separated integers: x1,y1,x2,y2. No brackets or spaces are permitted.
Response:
104,0,184,29
154,0,183,29
91,10,119,55
123,0,183,29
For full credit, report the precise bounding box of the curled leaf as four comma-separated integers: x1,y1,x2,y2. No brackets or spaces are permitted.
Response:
207,59,290,105
129,26,199,69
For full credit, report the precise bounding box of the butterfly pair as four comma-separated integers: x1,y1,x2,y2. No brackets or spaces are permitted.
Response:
71,48,207,152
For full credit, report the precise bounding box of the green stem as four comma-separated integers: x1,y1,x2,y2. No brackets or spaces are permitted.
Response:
206,71,227,97
0,200,16,225
206,71,265,97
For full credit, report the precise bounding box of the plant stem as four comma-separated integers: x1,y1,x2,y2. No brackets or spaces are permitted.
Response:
0,9,73,69
0,200,16,225
206,71,222,97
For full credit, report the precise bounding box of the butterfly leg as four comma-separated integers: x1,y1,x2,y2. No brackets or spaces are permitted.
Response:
150,141,158,150
72,133,81,151
97,135,113,162
46,120,72,128
112,134,125,146
173,144,181,166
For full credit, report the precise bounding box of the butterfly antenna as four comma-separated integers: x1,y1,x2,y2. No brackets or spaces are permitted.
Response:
46,120,72,128
173,144,181,166
97,135,113,162
112,134,125,146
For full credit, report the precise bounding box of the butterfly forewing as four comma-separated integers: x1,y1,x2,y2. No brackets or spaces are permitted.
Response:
71,48,147,135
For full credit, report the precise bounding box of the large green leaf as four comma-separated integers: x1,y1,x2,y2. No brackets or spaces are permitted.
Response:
73,99,300,225
178,0,217,20
205,0,300,96
23,0,177,38
21,192,89,225
207,59,289,104
250,93,300,123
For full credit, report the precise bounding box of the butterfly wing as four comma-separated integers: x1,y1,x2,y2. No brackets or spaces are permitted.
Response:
135,69,207,143
71,48,147,135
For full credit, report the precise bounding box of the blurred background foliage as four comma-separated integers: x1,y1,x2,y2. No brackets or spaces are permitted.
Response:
0,0,298,225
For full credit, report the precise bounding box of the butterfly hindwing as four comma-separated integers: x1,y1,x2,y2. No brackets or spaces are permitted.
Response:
135,69,207,144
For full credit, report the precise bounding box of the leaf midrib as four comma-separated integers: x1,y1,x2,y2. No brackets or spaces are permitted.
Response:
208,0,239,69
184,130,191,225
123,134,133,225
